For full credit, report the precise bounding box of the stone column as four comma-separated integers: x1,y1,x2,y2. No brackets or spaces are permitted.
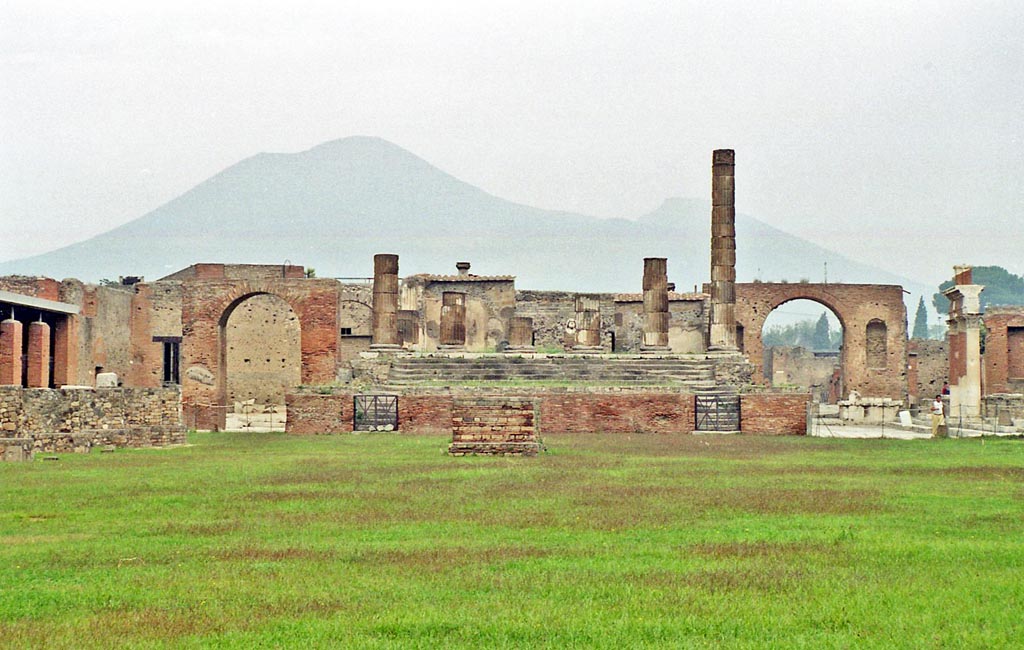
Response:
642,257,670,352
709,149,737,350
26,321,51,388
52,315,79,387
943,265,984,418
370,253,401,350
573,296,602,352
507,316,535,352
0,318,23,386
439,292,466,348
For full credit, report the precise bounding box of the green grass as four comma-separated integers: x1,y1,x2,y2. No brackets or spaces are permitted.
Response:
2,432,1023,648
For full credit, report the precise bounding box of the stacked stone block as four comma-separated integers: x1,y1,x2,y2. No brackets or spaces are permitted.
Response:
0,385,185,458
448,396,540,456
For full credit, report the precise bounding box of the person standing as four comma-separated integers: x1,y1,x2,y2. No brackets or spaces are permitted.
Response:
930,394,945,437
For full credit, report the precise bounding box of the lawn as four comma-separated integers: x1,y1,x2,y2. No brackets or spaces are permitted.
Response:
1,432,1022,649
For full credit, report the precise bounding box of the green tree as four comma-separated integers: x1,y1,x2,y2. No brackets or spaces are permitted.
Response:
812,312,831,350
933,265,1024,314
912,297,929,339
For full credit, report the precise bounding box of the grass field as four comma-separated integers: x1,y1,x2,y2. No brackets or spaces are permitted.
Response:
1,432,1022,649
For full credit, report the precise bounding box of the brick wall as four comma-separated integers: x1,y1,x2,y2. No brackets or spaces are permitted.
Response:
449,397,538,455
982,309,1024,395
740,393,809,435
285,393,353,434
0,385,185,452
537,392,696,434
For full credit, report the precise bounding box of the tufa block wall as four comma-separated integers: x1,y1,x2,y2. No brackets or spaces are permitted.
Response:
740,393,810,435
0,385,185,453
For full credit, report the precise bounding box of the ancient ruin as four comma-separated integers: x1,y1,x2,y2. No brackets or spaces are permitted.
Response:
6,148,1020,458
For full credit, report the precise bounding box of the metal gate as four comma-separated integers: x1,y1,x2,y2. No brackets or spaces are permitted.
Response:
353,394,398,431
695,395,740,432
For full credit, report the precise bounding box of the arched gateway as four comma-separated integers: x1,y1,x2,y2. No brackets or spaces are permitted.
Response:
180,279,341,430
735,283,907,400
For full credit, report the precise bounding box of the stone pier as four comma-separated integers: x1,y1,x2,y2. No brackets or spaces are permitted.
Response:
371,253,401,350
709,149,737,350
641,257,670,352
440,291,467,349
0,318,23,386
943,265,984,418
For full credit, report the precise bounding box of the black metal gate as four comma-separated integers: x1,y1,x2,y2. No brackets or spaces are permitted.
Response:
695,395,740,432
353,394,398,431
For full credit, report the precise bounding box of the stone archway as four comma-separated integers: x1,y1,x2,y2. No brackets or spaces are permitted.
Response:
218,293,301,430
759,298,844,402
179,278,341,430
735,283,907,400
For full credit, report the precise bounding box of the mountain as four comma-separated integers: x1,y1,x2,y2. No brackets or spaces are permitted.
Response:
0,136,929,301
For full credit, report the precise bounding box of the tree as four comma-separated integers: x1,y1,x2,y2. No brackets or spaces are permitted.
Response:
933,265,1024,314
912,297,929,339
812,312,831,350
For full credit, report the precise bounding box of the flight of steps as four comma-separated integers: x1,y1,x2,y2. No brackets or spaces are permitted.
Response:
385,355,723,393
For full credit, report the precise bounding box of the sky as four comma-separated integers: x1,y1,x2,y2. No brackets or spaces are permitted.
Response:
2,0,1022,288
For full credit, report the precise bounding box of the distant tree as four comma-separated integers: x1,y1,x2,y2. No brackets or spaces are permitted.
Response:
912,297,929,339
933,265,1024,314
305,267,317,278
763,316,841,351
812,312,831,350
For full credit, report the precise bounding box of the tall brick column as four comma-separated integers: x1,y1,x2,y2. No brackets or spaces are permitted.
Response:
573,296,602,352
642,257,670,352
0,319,23,385
439,292,466,349
52,315,79,387
371,253,401,350
709,149,738,350
26,321,51,388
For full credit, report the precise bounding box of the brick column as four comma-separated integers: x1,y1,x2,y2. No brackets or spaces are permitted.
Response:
642,257,670,352
26,321,51,388
371,253,401,350
709,149,737,350
0,319,23,385
52,315,79,387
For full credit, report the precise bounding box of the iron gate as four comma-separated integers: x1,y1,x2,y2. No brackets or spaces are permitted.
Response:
353,394,399,431
695,395,740,432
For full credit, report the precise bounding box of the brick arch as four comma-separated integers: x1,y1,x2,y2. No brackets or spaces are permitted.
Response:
180,277,341,429
735,283,907,399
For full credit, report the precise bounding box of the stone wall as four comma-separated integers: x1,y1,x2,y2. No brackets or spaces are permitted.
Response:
908,339,948,402
740,393,810,435
612,293,708,353
0,385,185,454
514,290,617,351
766,346,838,393
402,275,516,351
224,293,302,405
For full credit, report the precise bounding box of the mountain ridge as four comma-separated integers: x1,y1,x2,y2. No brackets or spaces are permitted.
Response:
0,136,929,301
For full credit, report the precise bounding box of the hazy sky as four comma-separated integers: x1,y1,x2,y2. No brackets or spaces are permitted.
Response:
2,0,1022,286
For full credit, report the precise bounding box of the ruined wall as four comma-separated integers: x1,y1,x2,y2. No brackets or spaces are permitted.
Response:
613,294,707,353
338,285,373,364
732,283,908,400
68,282,134,386
402,276,516,351
180,277,342,429
0,276,61,301
766,346,838,392
740,393,810,435
449,397,539,455
224,293,301,405
514,290,617,351
0,385,184,451
127,281,183,388
982,308,1024,395
908,339,948,401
